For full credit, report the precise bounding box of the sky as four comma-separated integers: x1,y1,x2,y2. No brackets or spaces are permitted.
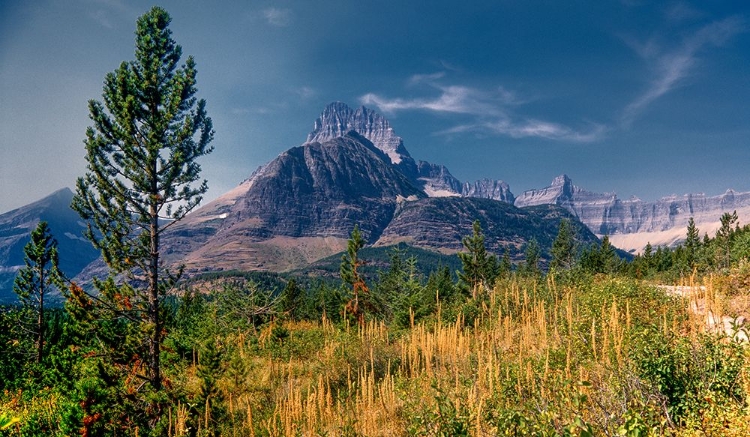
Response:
1,0,749,214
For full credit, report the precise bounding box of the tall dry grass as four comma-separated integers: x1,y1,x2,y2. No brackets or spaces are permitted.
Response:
156,275,750,436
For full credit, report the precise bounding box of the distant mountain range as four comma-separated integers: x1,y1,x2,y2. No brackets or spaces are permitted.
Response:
2,101,746,300
515,174,750,253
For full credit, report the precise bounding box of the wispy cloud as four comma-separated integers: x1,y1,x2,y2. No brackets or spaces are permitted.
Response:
361,85,505,116
664,2,703,23
621,16,746,127
484,119,607,142
363,73,525,115
294,86,316,100
85,0,136,29
89,10,114,29
361,77,602,142
440,118,606,143
262,7,292,27
407,72,445,86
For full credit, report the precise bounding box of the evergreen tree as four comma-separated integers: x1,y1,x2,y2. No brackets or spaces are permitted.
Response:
599,235,618,273
279,278,304,321
550,218,576,271
521,239,541,277
13,221,62,364
498,249,512,279
684,217,700,270
458,220,497,296
71,6,213,392
426,266,457,304
643,242,653,271
340,225,373,325
716,211,738,269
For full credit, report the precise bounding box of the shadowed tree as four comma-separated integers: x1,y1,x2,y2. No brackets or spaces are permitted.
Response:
458,220,497,297
13,221,63,364
71,6,213,391
521,239,541,277
550,218,576,271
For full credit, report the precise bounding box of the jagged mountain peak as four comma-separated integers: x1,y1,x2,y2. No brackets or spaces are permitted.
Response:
306,102,411,165
550,174,572,187
515,175,616,208
462,178,515,204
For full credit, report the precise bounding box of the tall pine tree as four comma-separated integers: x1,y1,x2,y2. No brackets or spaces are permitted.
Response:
458,220,497,296
550,218,576,271
340,225,373,325
684,217,700,270
13,221,62,364
71,6,213,391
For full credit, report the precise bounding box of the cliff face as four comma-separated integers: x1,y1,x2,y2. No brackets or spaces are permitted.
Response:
462,179,515,203
515,175,750,252
154,104,587,273
306,102,513,202
306,102,411,167
161,132,426,272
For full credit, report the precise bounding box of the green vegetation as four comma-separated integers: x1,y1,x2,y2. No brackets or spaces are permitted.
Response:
3,212,750,435
3,6,750,436
12,221,63,364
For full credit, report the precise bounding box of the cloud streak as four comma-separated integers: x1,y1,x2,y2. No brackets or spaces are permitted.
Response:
360,15,744,144
361,78,603,143
621,16,746,127
440,118,606,143
262,8,292,27
361,85,505,116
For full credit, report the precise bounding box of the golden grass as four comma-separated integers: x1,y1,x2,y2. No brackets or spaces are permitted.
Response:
6,274,750,436
168,276,694,435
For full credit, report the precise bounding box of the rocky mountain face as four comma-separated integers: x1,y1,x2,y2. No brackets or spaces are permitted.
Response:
462,179,515,204
415,161,463,196
155,103,590,274
377,197,598,260
307,102,411,167
515,175,750,253
0,188,100,302
306,102,513,202
162,132,425,272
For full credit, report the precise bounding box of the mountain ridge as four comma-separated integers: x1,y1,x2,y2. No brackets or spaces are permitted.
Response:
5,102,746,292
515,174,750,252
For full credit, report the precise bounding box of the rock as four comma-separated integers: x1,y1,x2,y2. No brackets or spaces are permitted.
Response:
462,178,515,203
515,175,750,252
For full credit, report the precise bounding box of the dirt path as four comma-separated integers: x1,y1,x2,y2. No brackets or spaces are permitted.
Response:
657,284,748,343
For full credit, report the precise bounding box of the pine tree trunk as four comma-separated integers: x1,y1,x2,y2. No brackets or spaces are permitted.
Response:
149,192,161,390
37,263,44,364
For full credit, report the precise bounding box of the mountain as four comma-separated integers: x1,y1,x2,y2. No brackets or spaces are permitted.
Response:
306,102,513,202
376,197,597,260
162,131,426,273
155,103,592,274
515,175,750,253
0,188,100,302
462,178,515,203
1,103,606,287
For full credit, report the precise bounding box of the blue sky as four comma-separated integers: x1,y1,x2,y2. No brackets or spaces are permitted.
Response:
1,0,749,213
